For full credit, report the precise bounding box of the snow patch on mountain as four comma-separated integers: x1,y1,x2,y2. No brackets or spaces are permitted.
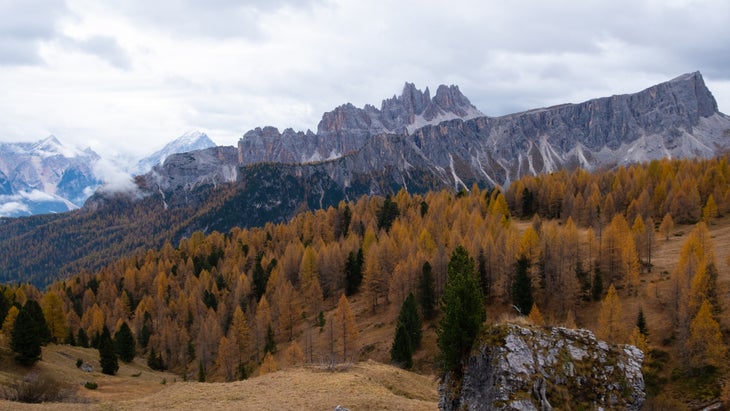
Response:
132,131,217,175
0,136,101,217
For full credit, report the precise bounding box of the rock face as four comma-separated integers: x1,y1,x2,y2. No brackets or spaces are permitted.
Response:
439,324,645,411
238,83,483,165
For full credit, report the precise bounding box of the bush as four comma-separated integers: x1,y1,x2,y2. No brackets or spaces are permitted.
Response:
84,381,98,390
76,358,83,368
0,373,70,403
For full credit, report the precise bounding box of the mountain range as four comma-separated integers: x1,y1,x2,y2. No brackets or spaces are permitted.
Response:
1,72,729,286
0,132,216,217
0,136,101,217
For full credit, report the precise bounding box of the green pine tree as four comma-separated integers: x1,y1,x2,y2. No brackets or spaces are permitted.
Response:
437,245,486,373
512,255,533,315
390,322,413,369
11,307,41,366
264,324,277,354
77,327,89,348
23,299,51,345
419,262,436,320
98,325,119,375
398,293,422,349
636,307,649,336
114,321,136,363
345,248,364,296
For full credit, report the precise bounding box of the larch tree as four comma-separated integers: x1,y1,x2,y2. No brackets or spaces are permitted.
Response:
259,351,278,375
528,303,545,326
41,291,68,343
2,305,19,338
658,213,674,241
216,335,238,381
334,293,358,362
597,284,623,343
686,300,726,371
285,341,305,367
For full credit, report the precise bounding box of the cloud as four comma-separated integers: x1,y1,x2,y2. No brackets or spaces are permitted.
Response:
0,201,29,216
0,0,729,159
0,0,69,65
60,34,132,70
92,158,137,194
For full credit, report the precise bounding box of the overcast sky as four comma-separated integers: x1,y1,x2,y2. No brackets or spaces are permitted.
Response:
1,0,729,160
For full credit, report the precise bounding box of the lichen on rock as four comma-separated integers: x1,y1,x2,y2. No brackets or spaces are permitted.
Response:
439,323,645,410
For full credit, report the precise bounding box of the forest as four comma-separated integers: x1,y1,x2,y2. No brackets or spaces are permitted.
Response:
1,155,730,405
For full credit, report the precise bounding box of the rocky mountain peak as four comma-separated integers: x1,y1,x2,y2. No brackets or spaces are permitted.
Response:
239,81,483,167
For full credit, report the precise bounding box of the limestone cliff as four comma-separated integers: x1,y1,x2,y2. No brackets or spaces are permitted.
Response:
439,324,645,411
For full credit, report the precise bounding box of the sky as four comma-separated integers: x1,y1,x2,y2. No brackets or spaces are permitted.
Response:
1,0,729,161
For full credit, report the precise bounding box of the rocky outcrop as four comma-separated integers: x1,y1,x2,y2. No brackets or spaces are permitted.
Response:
238,82,483,165
439,324,645,411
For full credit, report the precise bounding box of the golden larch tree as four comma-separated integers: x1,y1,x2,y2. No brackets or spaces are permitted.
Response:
528,303,545,326
686,300,726,370
659,213,674,241
41,291,69,343
597,284,623,343
259,351,278,375
334,294,358,362
2,306,19,337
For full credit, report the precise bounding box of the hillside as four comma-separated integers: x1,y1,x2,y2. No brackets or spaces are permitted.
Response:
1,72,729,288
1,155,730,408
0,343,437,410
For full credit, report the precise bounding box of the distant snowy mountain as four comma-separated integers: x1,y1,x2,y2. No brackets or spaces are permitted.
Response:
132,131,217,175
0,136,101,217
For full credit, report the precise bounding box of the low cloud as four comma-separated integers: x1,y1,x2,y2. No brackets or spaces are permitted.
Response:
92,158,138,194
0,201,29,216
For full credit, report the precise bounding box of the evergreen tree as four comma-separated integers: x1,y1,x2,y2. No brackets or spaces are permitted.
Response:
77,327,89,348
437,246,486,373
198,360,206,382
138,322,151,349
377,195,400,232
390,322,413,369
264,324,276,355
344,248,364,296
114,322,136,363
11,307,41,366
98,325,119,375
147,347,166,371
512,255,533,315
592,267,604,301
636,307,649,336
23,299,51,345
64,328,76,346
397,293,422,349
418,261,436,320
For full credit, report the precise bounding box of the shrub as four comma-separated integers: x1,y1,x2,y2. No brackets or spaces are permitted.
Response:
0,373,69,403
84,381,98,390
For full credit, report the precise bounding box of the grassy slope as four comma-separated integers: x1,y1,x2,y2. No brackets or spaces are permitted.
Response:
2,217,730,409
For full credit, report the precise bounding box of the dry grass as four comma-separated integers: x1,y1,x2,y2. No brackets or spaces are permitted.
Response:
0,359,437,411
